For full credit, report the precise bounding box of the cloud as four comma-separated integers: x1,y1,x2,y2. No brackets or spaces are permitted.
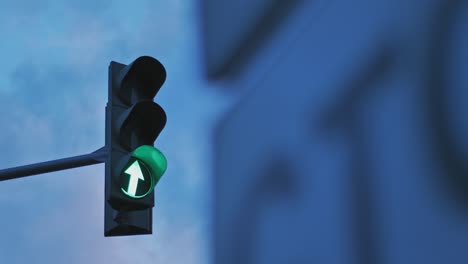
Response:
0,0,232,263
0,98,54,165
0,162,207,263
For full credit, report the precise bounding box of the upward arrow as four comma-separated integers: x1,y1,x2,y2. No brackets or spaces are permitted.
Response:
124,160,145,197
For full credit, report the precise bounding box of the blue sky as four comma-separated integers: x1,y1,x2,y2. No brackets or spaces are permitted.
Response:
0,1,231,263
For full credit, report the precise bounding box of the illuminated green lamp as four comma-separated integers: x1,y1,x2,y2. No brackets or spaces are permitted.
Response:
120,145,167,199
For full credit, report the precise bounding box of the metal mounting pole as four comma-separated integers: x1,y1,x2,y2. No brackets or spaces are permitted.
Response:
0,147,108,181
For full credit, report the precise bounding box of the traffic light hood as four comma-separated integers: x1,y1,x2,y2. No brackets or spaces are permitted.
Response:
117,56,167,105
115,101,167,150
132,145,167,186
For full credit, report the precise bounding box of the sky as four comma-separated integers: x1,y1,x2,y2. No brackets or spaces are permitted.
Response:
0,1,231,263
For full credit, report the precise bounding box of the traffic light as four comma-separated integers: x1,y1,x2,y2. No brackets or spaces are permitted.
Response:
105,56,168,236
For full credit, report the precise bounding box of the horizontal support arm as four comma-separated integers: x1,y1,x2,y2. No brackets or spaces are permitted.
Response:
0,147,108,181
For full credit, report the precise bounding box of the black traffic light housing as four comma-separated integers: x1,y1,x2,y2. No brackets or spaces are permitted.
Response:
105,56,167,236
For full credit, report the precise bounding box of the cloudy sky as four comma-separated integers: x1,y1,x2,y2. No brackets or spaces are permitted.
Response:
0,1,231,263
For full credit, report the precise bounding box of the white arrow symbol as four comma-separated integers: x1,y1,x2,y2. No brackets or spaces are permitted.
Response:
124,160,145,197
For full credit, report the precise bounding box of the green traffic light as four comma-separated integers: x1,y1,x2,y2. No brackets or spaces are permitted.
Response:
120,145,167,199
